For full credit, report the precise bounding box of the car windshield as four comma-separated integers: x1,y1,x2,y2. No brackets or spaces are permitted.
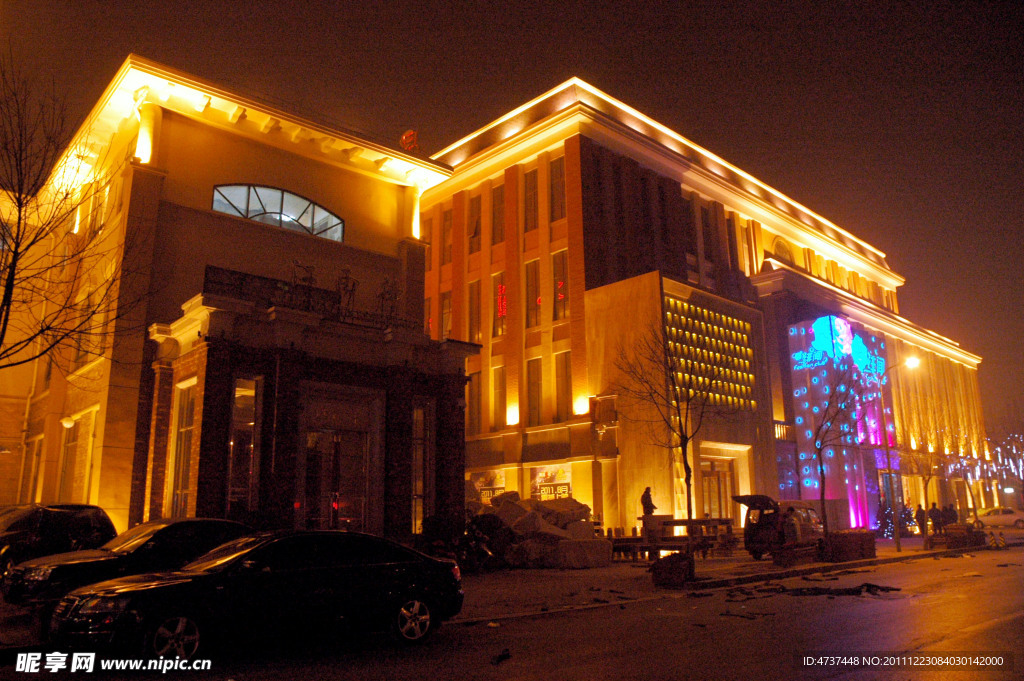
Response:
0,506,36,532
182,535,268,573
101,523,168,554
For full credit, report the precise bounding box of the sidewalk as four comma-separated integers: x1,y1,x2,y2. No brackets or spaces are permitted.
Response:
455,533,1024,623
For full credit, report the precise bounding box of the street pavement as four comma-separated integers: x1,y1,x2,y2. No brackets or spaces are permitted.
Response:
455,532,1024,623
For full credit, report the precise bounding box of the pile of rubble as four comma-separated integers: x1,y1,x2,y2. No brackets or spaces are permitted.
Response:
473,491,613,569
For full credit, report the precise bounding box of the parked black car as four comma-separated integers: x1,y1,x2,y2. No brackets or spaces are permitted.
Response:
50,531,464,658
1,505,116,579
3,518,250,607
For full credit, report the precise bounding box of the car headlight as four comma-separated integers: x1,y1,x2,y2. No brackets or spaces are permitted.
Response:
24,566,54,581
77,596,131,616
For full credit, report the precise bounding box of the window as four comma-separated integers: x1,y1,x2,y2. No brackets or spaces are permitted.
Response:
423,297,432,336
523,169,538,232
492,272,506,337
555,352,572,423
468,195,481,254
552,251,569,321
525,260,540,328
58,420,79,502
440,292,452,340
467,371,481,435
421,217,432,271
171,383,197,517
549,156,565,222
212,185,344,242
491,185,505,244
527,358,542,426
441,209,453,265
411,399,435,534
468,281,481,344
492,366,506,430
227,377,261,516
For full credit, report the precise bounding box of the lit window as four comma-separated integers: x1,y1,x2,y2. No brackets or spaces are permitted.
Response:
467,372,481,435
421,216,433,271
492,366,506,430
527,358,542,426
491,185,505,244
549,157,565,222
441,209,453,264
555,352,571,423
212,185,344,242
523,169,538,232
468,195,481,254
525,260,540,328
440,292,452,340
492,272,506,337
552,251,568,321
468,281,481,344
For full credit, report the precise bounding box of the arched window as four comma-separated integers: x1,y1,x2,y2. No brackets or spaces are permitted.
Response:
212,185,344,242
772,238,794,266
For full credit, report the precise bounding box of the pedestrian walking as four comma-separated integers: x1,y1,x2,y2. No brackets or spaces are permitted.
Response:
928,502,944,535
914,504,927,536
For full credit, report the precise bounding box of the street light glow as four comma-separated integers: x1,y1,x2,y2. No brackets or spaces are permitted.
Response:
904,357,920,369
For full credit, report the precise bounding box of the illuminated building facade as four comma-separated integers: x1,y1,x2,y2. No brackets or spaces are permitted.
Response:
0,56,471,536
425,79,991,532
1,66,993,536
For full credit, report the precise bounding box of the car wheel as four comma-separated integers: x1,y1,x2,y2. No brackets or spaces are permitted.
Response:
1014,520,1024,530
391,598,434,644
973,520,984,530
147,615,202,659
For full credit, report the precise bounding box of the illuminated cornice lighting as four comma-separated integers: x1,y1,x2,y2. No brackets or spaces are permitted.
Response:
573,397,590,416
53,54,451,197
435,77,886,261
506,406,520,427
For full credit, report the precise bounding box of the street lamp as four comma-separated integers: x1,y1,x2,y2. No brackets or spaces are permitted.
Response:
876,356,919,552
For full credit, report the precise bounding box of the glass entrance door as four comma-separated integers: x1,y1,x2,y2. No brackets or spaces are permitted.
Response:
701,460,735,520
304,429,368,530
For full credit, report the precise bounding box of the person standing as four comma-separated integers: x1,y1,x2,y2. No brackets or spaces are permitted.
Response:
640,487,657,516
944,504,958,527
915,504,927,536
640,487,658,561
928,502,944,536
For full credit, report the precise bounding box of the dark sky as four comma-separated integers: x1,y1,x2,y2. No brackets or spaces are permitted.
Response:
4,1,1021,433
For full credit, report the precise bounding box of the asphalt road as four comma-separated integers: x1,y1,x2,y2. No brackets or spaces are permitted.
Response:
3,547,1021,680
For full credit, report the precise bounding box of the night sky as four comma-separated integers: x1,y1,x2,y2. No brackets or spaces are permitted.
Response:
4,1,1021,433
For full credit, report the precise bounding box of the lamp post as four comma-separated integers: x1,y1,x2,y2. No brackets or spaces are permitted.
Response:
876,356,919,553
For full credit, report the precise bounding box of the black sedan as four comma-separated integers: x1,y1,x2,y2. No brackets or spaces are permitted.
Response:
1,504,116,579
3,518,250,607
50,531,463,658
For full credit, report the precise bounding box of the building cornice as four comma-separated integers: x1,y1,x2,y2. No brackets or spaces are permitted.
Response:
56,55,451,195
428,80,902,290
752,261,981,368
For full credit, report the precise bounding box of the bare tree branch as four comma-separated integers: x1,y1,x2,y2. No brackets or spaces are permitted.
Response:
1,52,140,375
614,318,745,519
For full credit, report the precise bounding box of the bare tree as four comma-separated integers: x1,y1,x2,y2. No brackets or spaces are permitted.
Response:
0,54,128,373
614,320,742,520
905,445,948,527
803,358,868,538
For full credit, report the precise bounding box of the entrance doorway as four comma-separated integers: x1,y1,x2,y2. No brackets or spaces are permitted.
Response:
296,382,384,533
700,459,735,520
303,429,368,530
